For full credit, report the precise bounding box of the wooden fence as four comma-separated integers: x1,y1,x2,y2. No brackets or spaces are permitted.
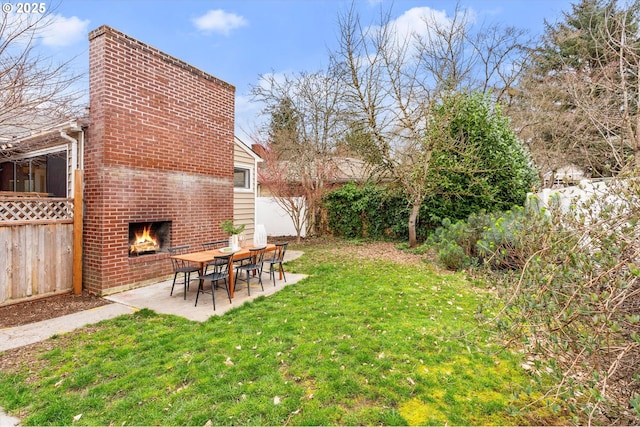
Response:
0,195,75,306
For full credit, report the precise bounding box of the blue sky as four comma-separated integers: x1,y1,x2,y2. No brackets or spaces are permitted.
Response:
42,0,576,141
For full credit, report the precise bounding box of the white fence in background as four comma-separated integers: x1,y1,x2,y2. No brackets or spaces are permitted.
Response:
531,178,635,226
256,197,306,237
534,179,612,212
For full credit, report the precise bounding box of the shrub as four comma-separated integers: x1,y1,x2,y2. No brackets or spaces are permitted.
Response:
323,182,363,238
492,174,640,424
437,240,473,270
475,206,546,270
425,209,525,270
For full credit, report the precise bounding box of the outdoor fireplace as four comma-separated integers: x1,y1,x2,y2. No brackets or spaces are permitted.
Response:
128,221,171,256
82,26,234,296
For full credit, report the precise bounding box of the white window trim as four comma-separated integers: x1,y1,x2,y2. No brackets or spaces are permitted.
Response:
233,164,253,193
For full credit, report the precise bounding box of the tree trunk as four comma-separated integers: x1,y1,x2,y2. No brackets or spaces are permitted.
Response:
408,201,420,248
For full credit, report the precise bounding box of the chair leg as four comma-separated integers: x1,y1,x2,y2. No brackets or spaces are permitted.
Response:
280,263,286,282
211,281,216,311
258,267,264,291
183,272,188,300
235,270,248,296
269,264,275,286
170,272,178,296
224,279,232,303
195,280,201,306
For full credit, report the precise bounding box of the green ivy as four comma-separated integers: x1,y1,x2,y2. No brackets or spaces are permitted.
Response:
323,182,409,239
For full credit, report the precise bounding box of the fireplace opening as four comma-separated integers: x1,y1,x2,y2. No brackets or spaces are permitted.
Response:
128,221,171,256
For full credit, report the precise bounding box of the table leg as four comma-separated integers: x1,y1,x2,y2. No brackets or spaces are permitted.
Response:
197,263,205,295
229,268,235,298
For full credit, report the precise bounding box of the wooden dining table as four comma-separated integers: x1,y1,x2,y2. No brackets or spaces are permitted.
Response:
170,243,276,298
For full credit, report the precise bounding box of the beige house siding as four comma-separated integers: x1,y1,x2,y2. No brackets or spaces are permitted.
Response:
234,137,261,241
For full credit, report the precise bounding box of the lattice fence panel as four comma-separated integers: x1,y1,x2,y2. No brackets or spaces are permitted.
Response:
0,198,74,222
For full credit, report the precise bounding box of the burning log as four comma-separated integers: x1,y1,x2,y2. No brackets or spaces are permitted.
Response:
129,224,159,255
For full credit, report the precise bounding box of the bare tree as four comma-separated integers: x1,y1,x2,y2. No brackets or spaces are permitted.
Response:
566,4,640,170
0,8,84,157
252,69,343,236
256,143,308,243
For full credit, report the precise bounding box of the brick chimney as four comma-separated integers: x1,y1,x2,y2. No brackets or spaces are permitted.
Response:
83,26,235,295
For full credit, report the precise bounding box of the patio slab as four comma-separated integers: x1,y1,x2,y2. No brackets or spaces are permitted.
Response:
104,270,307,322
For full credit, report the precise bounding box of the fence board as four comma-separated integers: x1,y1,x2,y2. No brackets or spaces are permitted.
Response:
12,225,25,299
0,227,10,303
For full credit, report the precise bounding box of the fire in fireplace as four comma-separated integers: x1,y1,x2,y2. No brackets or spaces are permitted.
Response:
128,221,171,256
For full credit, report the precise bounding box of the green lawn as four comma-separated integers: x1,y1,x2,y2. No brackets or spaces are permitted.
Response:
0,240,567,426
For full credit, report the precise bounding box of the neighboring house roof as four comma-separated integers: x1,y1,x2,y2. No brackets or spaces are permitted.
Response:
258,156,374,184
543,164,586,186
333,157,372,182
252,143,376,185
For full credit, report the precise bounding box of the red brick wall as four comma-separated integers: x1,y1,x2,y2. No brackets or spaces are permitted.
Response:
84,26,235,295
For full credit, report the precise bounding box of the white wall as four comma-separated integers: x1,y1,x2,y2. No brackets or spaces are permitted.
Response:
256,197,306,237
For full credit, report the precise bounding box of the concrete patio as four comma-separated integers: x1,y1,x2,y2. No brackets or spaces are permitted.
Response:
105,251,307,322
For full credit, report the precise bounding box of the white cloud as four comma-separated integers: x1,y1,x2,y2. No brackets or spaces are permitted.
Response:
364,6,477,61
193,9,248,36
388,7,451,42
40,14,89,47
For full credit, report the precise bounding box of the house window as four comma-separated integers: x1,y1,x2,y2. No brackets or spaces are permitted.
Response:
234,166,251,190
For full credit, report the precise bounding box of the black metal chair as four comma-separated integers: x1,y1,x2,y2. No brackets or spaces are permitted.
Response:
168,245,200,300
234,246,266,296
195,253,234,310
265,242,288,286
202,240,229,270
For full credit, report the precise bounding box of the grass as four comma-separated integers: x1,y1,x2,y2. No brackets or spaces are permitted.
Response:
0,240,568,426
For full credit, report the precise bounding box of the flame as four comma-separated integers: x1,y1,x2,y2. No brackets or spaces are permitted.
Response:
134,225,157,245
130,225,159,254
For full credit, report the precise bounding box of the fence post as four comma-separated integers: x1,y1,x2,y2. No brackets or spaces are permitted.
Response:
73,169,83,295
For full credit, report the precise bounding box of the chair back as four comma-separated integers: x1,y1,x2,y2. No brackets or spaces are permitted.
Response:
249,246,266,266
213,253,234,275
168,245,190,270
274,242,288,260
202,240,227,250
